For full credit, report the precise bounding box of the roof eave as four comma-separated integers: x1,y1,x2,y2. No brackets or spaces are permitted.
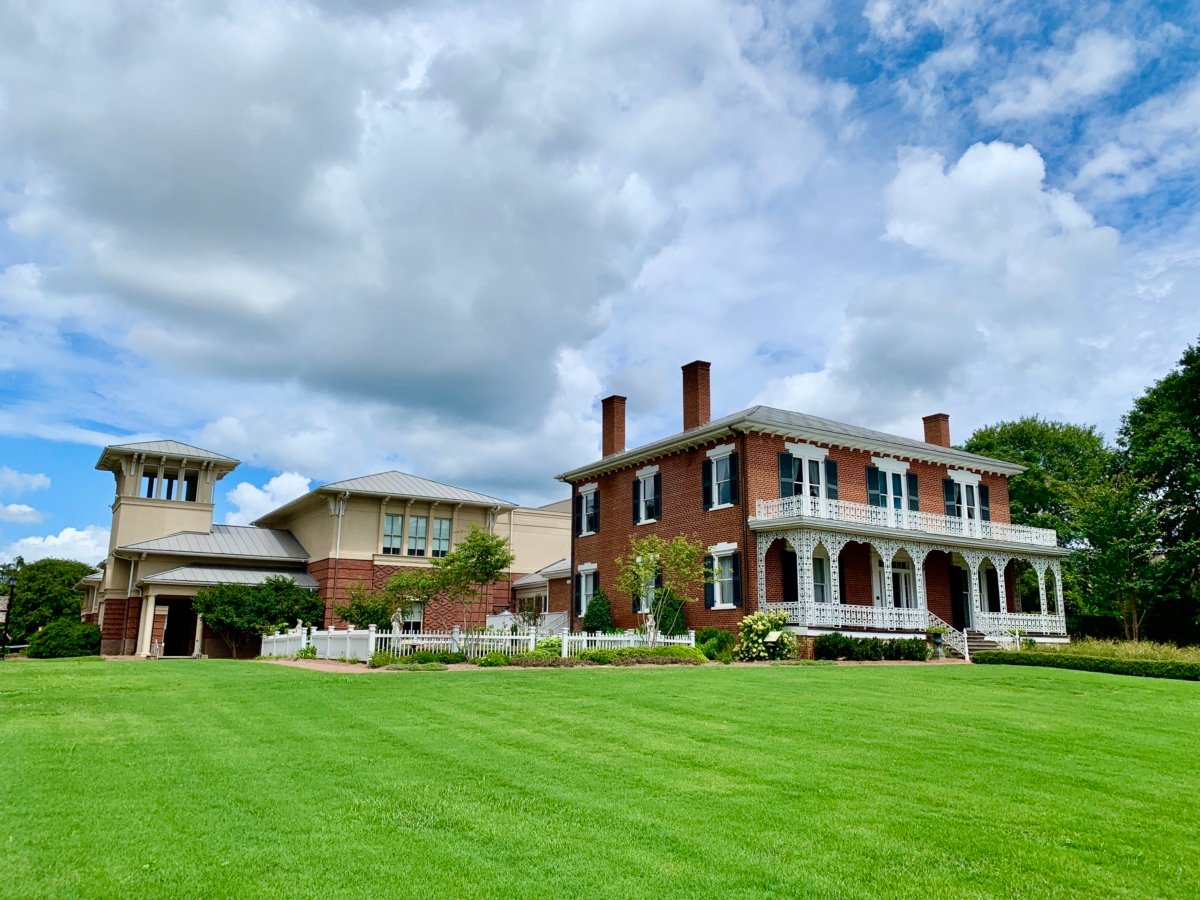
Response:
113,547,307,564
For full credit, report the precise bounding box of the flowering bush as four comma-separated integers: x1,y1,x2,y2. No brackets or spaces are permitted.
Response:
735,610,795,661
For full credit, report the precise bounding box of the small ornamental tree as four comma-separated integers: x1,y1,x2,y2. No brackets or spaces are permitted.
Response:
193,576,322,658
385,568,446,626
433,525,515,628
511,595,546,631
335,581,404,629
616,534,707,645
581,587,615,633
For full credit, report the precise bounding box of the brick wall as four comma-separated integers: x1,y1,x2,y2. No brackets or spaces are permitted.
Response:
548,576,571,614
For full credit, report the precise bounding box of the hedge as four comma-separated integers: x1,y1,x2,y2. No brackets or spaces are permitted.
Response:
27,620,101,659
972,651,1200,681
813,632,930,662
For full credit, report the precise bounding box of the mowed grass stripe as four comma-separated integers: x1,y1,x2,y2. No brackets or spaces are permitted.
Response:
1,660,1198,898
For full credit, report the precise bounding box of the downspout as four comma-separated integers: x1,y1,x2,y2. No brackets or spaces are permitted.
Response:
732,427,753,612
329,491,350,627
122,554,143,656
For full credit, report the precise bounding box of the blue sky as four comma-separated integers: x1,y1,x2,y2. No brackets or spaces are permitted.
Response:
2,0,1199,564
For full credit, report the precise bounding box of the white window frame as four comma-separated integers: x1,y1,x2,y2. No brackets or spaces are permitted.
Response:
873,554,917,609
431,517,452,557
383,513,405,555
636,465,658,524
706,444,735,510
786,442,831,510
407,515,428,557
709,541,738,610
812,547,830,604
579,483,598,536
577,563,597,616
947,469,983,536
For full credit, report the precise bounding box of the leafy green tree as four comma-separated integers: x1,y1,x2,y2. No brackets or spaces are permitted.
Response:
432,525,515,627
1073,472,1163,641
193,575,322,657
963,417,1112,545
1119,338,1200,642
616,534,706,645
7,557,96,643
335,580,404,629
580,587,614,633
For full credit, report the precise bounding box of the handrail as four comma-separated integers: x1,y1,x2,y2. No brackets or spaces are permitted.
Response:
925,610,968,661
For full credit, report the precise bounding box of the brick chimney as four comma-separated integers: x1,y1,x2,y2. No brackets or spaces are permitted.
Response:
681,360,711,431
601,395,627,457
922,413,951,447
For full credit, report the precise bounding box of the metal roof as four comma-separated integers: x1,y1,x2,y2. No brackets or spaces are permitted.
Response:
116,525,309,561
140,565,318,589
558,405,1026,481
100,440,239,463
514,557,570,587
79,572,102,582
320,471,513,506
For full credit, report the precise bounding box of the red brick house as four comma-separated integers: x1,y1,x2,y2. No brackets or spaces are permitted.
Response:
557,361,1070,648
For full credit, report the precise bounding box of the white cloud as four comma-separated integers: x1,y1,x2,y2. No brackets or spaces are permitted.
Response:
981,31,1138,122
864,0,992,43
0,504,42,524
0,467,51,494
1,525,110,565
225,472,313,526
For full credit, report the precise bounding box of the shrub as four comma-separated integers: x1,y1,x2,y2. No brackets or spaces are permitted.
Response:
535,636,562,654
609,646,707,666
697,629,734,660
813,633,856,661
881,638,931,661
474,652,510,667
1025,638,1200,664
581,588,615,633
735,611,795,661
294,644,317,660
576,648,617,665
851,637,885,661
27,620,101,659
387,661,448,672
409,650,466,664
368,650,402,669
509,653,589,668
814,633,930,662
972,651,1200,681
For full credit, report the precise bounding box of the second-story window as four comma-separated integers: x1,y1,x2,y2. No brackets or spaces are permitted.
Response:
431,517,452,557
575,486,599,536
867,466,919,512
703,447,740,509
943,476,990,522
778,448,838,500
407,516,427,556
633,467,661,524
383,513,404,555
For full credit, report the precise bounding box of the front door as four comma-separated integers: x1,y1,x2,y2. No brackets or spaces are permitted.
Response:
162,600,196,657
949,566,968,630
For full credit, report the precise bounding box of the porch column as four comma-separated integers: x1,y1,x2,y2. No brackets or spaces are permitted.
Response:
993,556,1011,615
795,533,815,604
875,539,900,608
823,533,849,605
193,614,204,657
961,551,984,628
135,592,156,657
755,533,772,610
1035,561,1048,617
1051,563,1064,615
912,548,928,610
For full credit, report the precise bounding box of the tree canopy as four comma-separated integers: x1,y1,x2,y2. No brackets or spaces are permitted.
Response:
6,557,96,643
193,575,322,657
616,533,706,644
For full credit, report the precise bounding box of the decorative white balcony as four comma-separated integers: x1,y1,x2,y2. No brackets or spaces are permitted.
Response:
754,495,1058,549
765,602,1067,637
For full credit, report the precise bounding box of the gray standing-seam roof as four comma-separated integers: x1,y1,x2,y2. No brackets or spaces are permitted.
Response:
99,440,239,463
514,558,571,587
116,525,308,561
320,471,513,506
140,565,318,589
558,405,1026,481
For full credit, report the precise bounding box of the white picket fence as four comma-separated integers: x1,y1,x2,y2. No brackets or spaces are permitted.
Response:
261,624,696,662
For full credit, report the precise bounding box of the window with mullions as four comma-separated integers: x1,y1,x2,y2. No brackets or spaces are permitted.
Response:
383,513,405,555
407,516,427,556
431,517,452,557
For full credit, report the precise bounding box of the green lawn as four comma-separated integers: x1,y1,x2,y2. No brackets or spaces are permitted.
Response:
2,661,1197,898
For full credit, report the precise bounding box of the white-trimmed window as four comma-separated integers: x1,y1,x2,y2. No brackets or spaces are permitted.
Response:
944,470,990,527
407,516,427,556
398,603,423,634
575,484,599,536
867,458,919,514
576,565,598,617
383,513,405,555
704,543,742,610
431,517,452,557
634,466,660,524
779,443,838,501
703,445,739,510
874,555,917,608
813,548,830,604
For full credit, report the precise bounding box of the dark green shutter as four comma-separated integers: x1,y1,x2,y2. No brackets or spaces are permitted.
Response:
867,466,882,507
778,451,794,498
632,477,640,525
702,458,713,509
573,494,583,536
906,473,919,511
728,452,740,505
593,491,600,533
653,472,662,520
943,479,956,516
980,485,991,521
731,552,743,607
574,573,582,616
825,459,838,500
704,555,715,608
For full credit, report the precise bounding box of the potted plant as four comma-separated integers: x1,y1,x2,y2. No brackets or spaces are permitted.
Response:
926,625,948,659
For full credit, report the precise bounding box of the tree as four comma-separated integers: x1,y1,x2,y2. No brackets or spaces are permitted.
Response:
1073,472,1163,641
510,595,546,631
432,525,515,627
7,557,96,643
1119,338,1200,642
616,534,707,645
963,417,1112,545
384,569,444,625
193,575,322,658
335,580,404,629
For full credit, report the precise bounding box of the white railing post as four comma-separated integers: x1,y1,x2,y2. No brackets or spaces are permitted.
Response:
451,625,461,653
561,627,569,658
368,624,377,657
687,629,695,648
528,628,537,653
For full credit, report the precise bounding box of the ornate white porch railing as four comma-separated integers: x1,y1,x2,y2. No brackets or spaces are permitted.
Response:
976,611,1066,636
754,495,1058,548
764,601,928,632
